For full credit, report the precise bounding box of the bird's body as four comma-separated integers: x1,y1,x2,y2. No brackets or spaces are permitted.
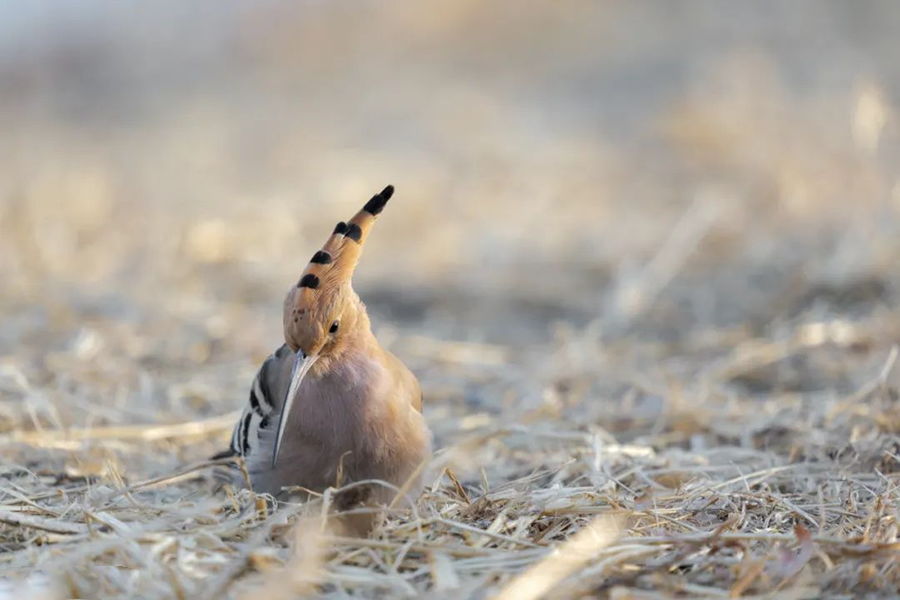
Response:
217,186,431,527
229,340,429,501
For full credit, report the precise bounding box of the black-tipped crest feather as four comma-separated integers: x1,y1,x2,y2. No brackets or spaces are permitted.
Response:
297,273,320,289
344,223,362,242
310,251,332,264
363,185,394,216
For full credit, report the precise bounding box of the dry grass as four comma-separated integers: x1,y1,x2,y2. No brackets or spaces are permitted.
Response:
1,2,899,598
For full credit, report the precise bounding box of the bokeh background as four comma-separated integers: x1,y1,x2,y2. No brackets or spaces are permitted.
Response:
1,1,899,597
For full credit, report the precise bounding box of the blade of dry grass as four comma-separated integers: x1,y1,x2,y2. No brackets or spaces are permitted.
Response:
492,515,623,600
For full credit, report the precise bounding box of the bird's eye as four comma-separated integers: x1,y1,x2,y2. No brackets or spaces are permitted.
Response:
329,321,340,334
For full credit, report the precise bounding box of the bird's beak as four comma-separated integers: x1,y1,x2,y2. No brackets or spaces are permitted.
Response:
272,350,319,466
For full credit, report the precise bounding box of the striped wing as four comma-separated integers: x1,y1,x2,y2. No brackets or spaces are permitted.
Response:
219,344,295,461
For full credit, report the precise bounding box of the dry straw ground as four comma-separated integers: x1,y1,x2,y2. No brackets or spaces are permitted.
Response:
1,2,899,598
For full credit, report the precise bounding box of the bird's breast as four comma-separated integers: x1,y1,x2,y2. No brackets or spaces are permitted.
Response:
246,349,429,497
278,354,394,469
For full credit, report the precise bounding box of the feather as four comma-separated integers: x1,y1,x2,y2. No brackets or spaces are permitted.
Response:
219,344,294,460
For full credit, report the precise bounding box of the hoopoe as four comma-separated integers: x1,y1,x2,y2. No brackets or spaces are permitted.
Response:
216,185,432,529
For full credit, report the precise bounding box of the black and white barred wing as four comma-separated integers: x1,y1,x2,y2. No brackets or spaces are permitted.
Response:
215,344,295,464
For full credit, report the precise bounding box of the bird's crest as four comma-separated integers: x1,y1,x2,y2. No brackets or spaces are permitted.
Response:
283,185,394,348
297,184,393,292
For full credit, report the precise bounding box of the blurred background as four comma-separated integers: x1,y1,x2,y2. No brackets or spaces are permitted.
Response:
1,0,899,459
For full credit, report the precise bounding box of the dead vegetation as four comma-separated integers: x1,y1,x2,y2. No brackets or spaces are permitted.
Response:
1,2,899,598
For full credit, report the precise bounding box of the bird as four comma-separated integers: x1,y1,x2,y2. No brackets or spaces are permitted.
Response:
214,185,432,531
